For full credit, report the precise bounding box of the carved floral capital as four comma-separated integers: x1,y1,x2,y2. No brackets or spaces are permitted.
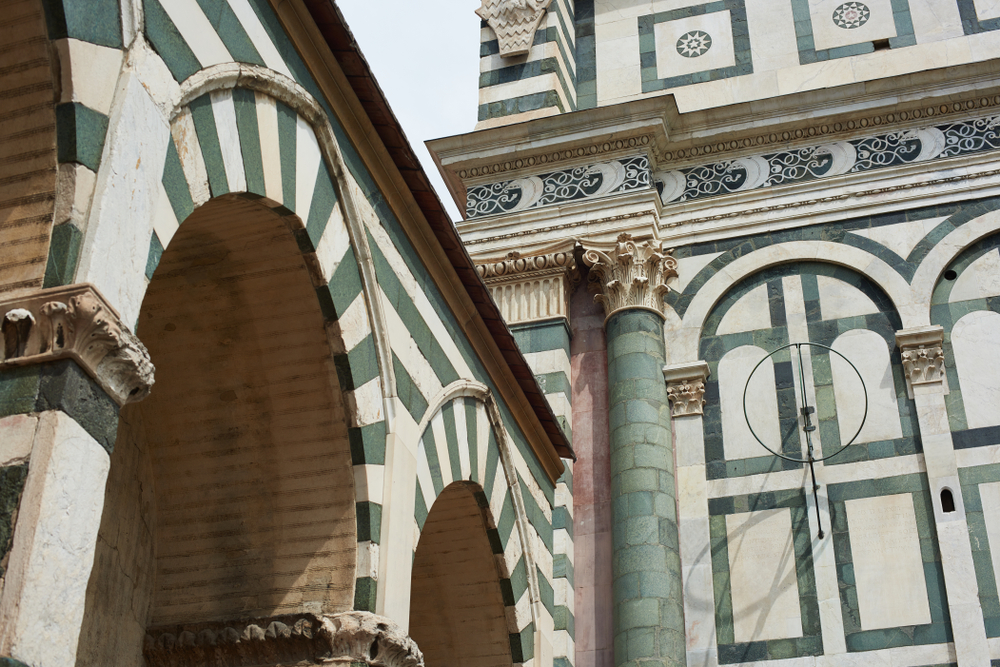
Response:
476,0,552,57
144,612,424,667
663,361,711,418
0,284,154,405
584,233,677,321
895,325,946,394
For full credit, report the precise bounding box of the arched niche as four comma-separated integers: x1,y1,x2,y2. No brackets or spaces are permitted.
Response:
409,481,513,667
77,195,357,664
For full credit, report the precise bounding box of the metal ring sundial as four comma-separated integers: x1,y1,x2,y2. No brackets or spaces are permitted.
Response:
742,342,868,538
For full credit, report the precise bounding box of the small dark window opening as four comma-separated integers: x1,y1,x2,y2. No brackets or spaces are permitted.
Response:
944,269,958,281
941,488,956,513
873,39,891,51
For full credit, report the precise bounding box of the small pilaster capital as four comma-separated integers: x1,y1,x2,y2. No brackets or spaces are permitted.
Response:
663,361,710,417
583,233,677,322
0,284,154,405
475,249,578,325
895,325,946,392
476,0,553,57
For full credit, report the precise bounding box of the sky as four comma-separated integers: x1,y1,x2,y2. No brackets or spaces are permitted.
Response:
336,0,483,221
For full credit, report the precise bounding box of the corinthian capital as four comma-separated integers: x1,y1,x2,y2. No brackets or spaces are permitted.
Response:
583,233,678,321
895,325,946,396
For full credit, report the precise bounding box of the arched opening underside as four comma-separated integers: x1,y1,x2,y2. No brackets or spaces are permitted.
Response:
409,482,513,667
78,195,356,665
0,0,56,296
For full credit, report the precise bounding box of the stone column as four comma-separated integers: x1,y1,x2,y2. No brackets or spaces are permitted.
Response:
895,325,990,667
0,285,153,667
584,234,684,667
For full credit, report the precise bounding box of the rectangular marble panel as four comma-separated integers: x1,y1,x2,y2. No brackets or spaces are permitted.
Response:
974,0,1000,22
845,494,931,630
654,10,735,79
726,508,803,642
810,0,897,51
978,482,1000,595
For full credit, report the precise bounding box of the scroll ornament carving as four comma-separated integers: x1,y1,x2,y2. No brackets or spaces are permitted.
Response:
583,233,678,320
901,344,945,385
667,380,706,417
0,285,154,405
476,0,552,57
144,612,424,667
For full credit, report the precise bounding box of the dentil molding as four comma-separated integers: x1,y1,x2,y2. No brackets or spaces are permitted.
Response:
476,0,552,58
476,249,578,324
144,611,423,667
895,325,946,397
663,361,710,417
584,233,677,322
0,284,154,405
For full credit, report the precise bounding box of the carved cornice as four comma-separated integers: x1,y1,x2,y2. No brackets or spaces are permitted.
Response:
477,250,578,324
663,361,710,417
477,0,552,58
584,233,677,322
0,284,154,405
896,326,946,394
144,612,423,667
458,136,654,181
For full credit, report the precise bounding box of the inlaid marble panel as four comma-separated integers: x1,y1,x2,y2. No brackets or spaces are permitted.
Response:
952,311,1000,429
726,508,803,642
978,481,1000,597
810,0,898,51
949,248,1000,302
831,329,903,445
719,345,782,461
716,284,771,335
845,494,931,630
653,10,736,79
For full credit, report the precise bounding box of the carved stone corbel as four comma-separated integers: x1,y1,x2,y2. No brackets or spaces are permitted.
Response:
663,361,711,417
583,233,677,322
0,284,154,405
144,612,424,667
476,249,578,325
895,325,946,398
476,0,553,58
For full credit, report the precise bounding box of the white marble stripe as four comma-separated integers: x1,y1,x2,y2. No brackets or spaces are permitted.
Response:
545,391,571,420
345,376,383,428
478,73,570,110
522,349,571,376
415,439,437,518
513,588,533,631
431,409,453,489
254,92,283,203
328,293,371,355
553,630,574,665
209,89,246,193
353,464,384,504
295,114,322,221
507,438,552,522
381,290,444,400
170,108,210,207
554,527,573,565
315,203,351,282
477,401,490,485
490,464,509,540
151,183,179,247
227,0,295,78
160,0,231,67
454,398,472,481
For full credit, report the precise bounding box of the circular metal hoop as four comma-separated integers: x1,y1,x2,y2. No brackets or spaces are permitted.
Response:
741,342,868,464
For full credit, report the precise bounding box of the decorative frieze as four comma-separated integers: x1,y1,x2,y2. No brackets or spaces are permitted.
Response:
895,326,946,396
477,250,578,324
476,0,552,58
466,155,652,219
144,611,423,667
0,284,154,405
584,233,677,321
663,361,711,417
657,114,1000,205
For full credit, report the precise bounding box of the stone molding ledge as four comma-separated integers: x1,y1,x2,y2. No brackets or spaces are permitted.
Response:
663,361,710,417
0,284,154,405
896,325,946,396
584,233,677,322
476,250,579,325
144,611,423,667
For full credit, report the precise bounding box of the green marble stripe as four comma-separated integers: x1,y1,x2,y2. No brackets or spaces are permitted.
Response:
552,506,573,539
509,623,535,663
55,103,108,171
143,0,200,82
479,57,576,114
497,491,516,551
231,88,265,196
305,160,338,248
315,248,363,322
442,401,462,484
554,605,575,636
536,371,571,399
369,234,460,387
356,501,382,544
0,465,28,579
243,0,327,106
510,555,529,603
393,351,428,424
422,428,445,496
484,429,501,501
414,480,429,530
42,0,122,48
510,319,571,355
553,553,574,585
518,471,553,551
42,222,82,288
276,102,297,211
466,398,479,484
354,576,376,612
538,565,555,614
145,231,164,280
333,335,379,392
195,0,265,66
478,90,564,122
162,139,195,223
188,95,229,196
348,422,386,466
